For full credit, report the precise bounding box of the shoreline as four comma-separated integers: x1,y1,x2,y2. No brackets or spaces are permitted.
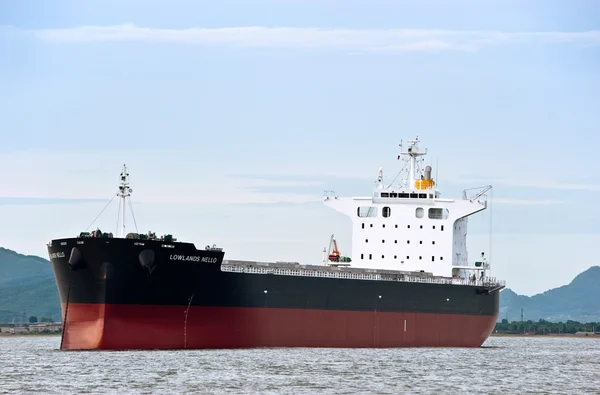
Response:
0,333,61,338
490,333,599,338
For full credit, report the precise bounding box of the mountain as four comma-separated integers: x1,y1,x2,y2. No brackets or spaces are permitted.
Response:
0,247,61,322
499,266,600,323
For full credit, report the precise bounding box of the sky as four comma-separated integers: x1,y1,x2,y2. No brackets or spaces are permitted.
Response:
1,0,599,299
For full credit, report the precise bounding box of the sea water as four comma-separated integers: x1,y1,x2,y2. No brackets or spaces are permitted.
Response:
0,335,598,394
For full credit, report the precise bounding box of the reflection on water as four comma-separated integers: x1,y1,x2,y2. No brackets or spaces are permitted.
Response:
1,335,598,394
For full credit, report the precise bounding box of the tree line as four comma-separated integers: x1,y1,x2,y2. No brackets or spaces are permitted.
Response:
494,319,599,334
28,316,54,323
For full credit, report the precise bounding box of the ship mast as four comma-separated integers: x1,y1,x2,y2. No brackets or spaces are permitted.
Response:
117,164,133,238
399,137,427,190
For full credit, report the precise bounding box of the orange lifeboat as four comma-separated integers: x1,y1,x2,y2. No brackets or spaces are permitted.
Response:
415,179,435,190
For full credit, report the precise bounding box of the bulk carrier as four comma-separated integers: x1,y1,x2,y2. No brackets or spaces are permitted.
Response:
47,137,505,350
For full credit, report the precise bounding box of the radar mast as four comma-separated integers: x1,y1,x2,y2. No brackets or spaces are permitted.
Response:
117,164,133,238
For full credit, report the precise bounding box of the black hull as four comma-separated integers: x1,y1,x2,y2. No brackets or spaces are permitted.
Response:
48,237,498,315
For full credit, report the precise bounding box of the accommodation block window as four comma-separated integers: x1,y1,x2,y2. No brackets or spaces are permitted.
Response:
357,206,378,217
382,206,391,217
416,207,424,218
428,208,449,219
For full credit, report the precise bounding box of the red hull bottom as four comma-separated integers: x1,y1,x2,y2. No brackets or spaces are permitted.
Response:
60,303,498,350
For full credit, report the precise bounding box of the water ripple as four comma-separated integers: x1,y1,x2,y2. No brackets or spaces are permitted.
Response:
0,336,599,394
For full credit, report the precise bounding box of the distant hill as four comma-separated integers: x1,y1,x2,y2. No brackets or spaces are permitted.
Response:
0,247,54,287
0,247,61,322
499,266,600,323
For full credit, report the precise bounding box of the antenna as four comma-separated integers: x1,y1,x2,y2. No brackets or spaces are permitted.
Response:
117,164,133,238
435,156,439,193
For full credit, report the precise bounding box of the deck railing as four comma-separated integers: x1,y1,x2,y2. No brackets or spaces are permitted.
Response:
221,261,505,289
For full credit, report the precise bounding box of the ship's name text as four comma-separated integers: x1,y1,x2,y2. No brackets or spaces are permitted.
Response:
49,252,66,259
169,254,217,263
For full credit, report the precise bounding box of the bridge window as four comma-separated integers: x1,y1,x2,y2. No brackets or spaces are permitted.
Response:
369,254,372,260
361,254,364,259
382,206,391,217
358,206,378,217
428,208,449,219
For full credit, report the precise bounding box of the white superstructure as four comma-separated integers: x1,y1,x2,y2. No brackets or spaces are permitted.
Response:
324,137,492,280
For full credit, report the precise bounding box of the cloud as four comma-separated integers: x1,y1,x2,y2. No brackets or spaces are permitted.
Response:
20,24,600,53
515,181,600,192
492,198,563,206
498,180,600,192
453,175,600,192
0,150,326,206
0,197,107,206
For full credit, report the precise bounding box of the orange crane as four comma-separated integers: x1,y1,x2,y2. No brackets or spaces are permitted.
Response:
326,234,352,264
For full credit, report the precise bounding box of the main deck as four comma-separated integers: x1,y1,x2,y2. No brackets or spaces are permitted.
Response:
221,259,505,290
